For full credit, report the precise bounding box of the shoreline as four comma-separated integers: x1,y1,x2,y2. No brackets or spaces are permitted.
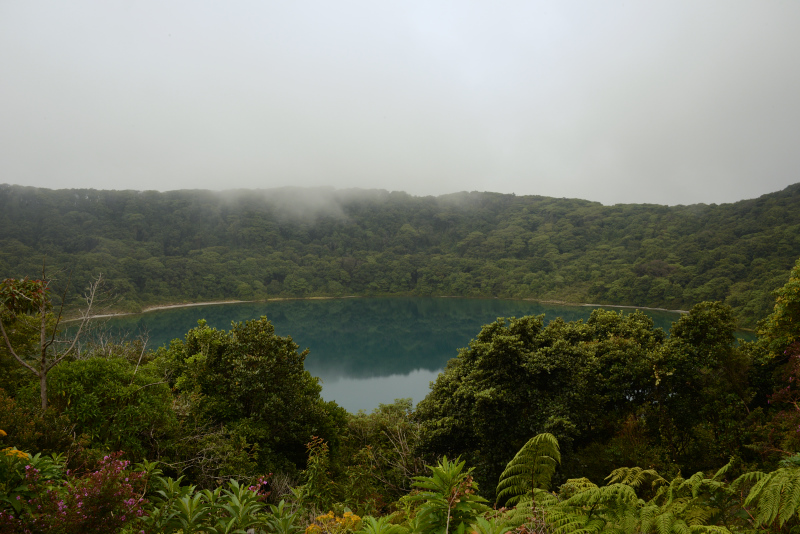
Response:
72,295,364,321
75,295,690,322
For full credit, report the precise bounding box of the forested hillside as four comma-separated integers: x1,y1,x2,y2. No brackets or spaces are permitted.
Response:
2,183,800,326
4,260,800,532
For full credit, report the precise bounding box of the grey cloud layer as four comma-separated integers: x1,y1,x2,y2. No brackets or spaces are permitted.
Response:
1,1,798,205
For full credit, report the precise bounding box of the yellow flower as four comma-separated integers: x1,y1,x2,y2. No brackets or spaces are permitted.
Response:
2,447,29,460
0,429,7,437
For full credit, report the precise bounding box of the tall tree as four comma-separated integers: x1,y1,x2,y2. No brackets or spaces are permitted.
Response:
166,316,346,473
415,309,663,495
0,268,102,409
759,257,800,357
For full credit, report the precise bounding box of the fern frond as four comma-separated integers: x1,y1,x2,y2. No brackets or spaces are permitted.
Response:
682,471,708,498
559,478,598,499
606,467,666,492
687,526,733,533
496,433,561,506
640,511,693,534
682,503,715,526
744,466,800,529
656,475,687,507
530,488,560,507
561,483,639,509
728,469,764,495
547,509,592,534
710,459,734,482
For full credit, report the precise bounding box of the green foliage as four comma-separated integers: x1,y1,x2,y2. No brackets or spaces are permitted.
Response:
338,448,383,516
416,309,670,493
605,467,666,496
342,398,424,503
299,436,336,512
410,456,490,534
417,302,767,495
47,357,176,458
0,448,64,514
0,278,48,316
266,500,303,534
0,315,38,396
496,433,561,506
651,302,755,472
5,184,800,328
138,474,275,534
356,515,409,534
760,257,800,356
166,316,346,476
500,449,800,533
0,389,72,455
741,466,800,531
469,516,512,534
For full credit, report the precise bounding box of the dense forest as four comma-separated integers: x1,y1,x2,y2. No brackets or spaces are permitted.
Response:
3,183,800,327
3,250,800,531
5,184,800,532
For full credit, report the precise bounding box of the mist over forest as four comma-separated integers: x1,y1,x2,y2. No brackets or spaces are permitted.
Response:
5,2,800,530
2,182,800,327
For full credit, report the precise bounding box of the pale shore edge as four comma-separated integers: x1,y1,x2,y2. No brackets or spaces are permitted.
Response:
70,295,689,322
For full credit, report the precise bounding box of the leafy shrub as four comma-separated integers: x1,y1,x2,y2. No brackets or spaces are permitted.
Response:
0,445,64,516
0,391,72,455
137,474,276,533
355,515,408,534
0,451,146,534
410,456,489,534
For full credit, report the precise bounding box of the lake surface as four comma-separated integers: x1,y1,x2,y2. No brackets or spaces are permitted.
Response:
100,298,684,413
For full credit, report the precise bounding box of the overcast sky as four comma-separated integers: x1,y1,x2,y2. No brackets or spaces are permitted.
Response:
1,1,798,205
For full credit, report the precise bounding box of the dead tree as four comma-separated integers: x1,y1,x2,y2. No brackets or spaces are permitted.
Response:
0,267,103,410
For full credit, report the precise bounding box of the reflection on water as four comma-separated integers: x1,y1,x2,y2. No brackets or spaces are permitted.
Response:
100,297,684,412
319,369,442,414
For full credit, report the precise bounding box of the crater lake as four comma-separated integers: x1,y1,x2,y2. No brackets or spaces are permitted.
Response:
97,297,685,412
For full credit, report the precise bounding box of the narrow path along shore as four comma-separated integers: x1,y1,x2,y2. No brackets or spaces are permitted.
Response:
78,295,689,322
580,302,689,314
84,299,247,320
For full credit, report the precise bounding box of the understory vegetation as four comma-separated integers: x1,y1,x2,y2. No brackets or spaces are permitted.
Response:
3,256,800,532
4,184,800,327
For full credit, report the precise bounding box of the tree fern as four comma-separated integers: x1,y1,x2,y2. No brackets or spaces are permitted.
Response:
470,516,513,534
561,483,641,510
411,456,490,534
742,466,800,530
606,467,666,493
560,478,599,500
491,438,782,534
535,468,738,534
496,433,561,506
556,485,639,534
497,491,559,531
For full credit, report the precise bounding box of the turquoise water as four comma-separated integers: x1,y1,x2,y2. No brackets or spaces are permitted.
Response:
100,298,683,412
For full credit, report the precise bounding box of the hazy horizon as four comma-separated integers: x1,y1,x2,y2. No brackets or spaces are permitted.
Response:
2,1,798,206
4,180,796,208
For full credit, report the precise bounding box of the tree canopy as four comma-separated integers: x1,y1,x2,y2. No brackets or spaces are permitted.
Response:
163,316,346,474
415,304,755,497
3,183,800,326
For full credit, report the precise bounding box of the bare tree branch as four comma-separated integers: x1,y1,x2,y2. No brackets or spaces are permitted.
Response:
132,329,150,379
44,268,71,352
0,319,39,376
52,274,102,366
1,266,105,409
